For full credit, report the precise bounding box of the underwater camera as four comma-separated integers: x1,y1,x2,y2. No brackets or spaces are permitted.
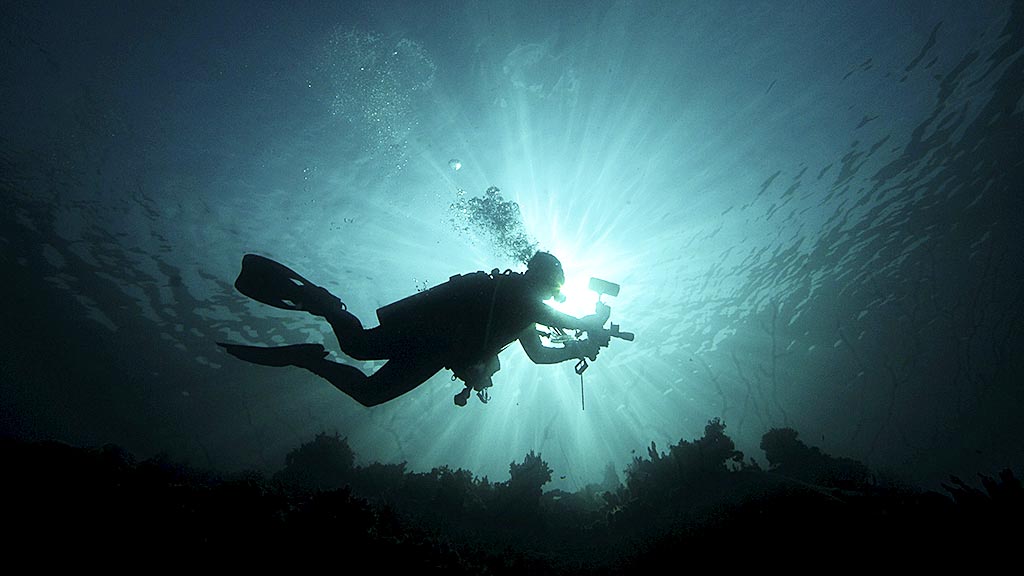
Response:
576,277,634,366
547,277,635,410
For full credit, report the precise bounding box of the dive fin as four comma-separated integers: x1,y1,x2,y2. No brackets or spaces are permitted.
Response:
235,254,314,310
217,342,327,367
234,254,344,315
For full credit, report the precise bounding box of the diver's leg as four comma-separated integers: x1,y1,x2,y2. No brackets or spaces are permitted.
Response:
321,309,398,362
300,354,442,407
218,342,328,367
296,283,399,362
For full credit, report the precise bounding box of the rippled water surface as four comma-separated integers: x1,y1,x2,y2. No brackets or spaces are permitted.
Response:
1,1,1021,488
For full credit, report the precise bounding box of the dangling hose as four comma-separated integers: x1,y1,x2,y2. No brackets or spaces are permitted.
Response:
454,269,508,407
580,371,585,410
481,271,501,354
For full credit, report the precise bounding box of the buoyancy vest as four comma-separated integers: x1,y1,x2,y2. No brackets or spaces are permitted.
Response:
375,270,540,374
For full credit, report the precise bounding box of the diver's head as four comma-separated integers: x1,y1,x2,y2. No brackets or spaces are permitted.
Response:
525,251,565,302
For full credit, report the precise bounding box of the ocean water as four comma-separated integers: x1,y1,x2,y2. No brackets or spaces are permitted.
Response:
1,0,1021,490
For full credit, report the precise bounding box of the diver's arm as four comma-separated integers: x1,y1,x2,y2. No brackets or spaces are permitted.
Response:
534,303,608,333
519,327,582,365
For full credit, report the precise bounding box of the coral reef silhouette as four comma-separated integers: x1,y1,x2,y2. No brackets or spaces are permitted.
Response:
2,420,1018,570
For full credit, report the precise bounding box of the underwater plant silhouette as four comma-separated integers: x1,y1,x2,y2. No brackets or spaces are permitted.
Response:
2,420,1019,570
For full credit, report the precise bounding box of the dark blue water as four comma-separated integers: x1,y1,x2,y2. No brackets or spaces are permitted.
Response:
1,0,1021,491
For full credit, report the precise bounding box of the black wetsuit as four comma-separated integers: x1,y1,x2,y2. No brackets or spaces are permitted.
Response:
310,270,545,406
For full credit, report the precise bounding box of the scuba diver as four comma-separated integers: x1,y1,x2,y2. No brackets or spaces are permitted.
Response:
218,251,610,407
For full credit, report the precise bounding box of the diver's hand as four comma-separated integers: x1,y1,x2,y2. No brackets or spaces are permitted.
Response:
580,302,611,332
570,339,600,361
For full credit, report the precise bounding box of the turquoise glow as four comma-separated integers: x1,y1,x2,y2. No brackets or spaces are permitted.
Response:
1,1,1020,489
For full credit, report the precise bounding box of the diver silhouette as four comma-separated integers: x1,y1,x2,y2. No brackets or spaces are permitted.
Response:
218,251,607,406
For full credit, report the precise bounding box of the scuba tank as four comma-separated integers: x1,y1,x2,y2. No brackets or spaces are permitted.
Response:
375,271,496,328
